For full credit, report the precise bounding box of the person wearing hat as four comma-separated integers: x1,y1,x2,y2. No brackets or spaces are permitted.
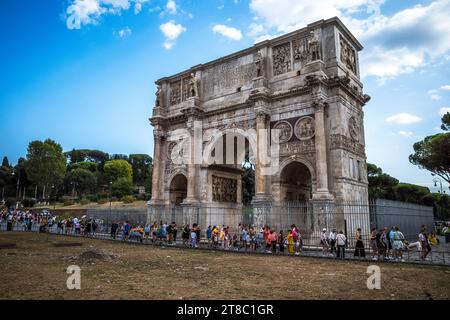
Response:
320,228,329,256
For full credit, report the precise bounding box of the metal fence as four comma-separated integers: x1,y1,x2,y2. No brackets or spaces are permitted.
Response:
146,199,436,250
86,208,147,227
1,198,446,266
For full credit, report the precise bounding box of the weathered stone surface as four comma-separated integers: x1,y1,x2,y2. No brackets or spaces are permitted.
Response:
148,17,370,221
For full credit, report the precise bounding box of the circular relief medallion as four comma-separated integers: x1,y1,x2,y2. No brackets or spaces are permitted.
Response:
272,121,293,143
348,116,358,141
294,116,315,140
167,141,187,162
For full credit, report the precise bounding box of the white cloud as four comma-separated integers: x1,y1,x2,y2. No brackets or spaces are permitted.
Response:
249,0,383,34
431,94,442,101
439,107,450,116
117,26,132,39
65,0,147,29
359,0,450,81
385,113,422,124
428,89,442,101
212,24,243,41
134,2,142,14
166,0,177,15
399,131,413,137
248,0,450,81
247,23,264,37
160,20,186,49
218,5,225,10
441,85,450,91
360,47,424,80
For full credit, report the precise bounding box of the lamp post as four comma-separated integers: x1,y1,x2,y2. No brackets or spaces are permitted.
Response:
109,181,113,216
12,170,20,208
433,177,444,194
51,185,55,209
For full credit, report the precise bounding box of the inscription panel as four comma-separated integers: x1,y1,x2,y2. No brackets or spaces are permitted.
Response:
202,55,254,100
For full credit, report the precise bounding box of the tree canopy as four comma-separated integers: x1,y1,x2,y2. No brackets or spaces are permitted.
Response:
441,111,450,131
129,154,153,186
409,132,450,184
367,163,399,199
103,159,133,184
66,168,97,195
25,139,66,197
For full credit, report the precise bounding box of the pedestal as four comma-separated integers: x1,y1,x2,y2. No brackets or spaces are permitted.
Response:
147,201,166,224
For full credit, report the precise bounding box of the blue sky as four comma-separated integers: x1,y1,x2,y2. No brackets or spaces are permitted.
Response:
0,0,449,192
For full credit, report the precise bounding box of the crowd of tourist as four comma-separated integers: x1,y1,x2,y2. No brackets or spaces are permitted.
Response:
0,208,103,236
1,207,446,262
107,221,443,261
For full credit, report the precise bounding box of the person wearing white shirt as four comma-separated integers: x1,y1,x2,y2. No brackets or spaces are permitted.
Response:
336,230,347,259
329,229,337,256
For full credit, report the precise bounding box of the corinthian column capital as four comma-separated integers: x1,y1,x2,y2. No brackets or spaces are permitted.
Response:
154,130,166,143
312,98,328,113
256,111,270,123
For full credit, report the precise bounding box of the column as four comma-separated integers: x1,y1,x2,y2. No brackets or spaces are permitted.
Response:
150,129,165,204
255,111,269,199
312,100,333,200
182,101,202,204
185,135,198,203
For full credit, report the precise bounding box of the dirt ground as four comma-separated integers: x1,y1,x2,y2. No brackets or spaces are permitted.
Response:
1,232,449,300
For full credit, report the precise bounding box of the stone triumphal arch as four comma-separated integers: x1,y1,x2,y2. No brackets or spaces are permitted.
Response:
148,17,371,232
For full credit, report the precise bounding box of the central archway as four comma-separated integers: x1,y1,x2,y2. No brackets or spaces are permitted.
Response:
169,174,187,205
280,161,312,202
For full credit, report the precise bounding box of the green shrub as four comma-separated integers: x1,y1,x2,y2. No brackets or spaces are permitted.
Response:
22,198,36,208
111,177,134,198
63,200,74,207
79,199,90,205
97,199,108,205
121,195,135,204
87,194,98,202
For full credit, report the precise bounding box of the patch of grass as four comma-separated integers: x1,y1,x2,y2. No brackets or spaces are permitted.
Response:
0,232,449,300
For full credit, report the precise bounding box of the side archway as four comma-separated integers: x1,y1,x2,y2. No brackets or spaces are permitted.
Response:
168,173,187,205
278,158,314,202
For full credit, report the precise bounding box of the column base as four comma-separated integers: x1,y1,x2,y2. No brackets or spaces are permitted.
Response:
252,193,271,206
181,197,200,205
312,190,334,201
252,76,268,88
147,202,166,224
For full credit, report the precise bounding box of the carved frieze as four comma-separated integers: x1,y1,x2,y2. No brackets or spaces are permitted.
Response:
293,31,321,65
293,38,308,62
272,43,291,76
330,134,365,157
273,120,293,143
279,139,315,156
212,175,237,203
170,80,182,105
181,77,190,102
294,116,315,140
340,36,357,74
